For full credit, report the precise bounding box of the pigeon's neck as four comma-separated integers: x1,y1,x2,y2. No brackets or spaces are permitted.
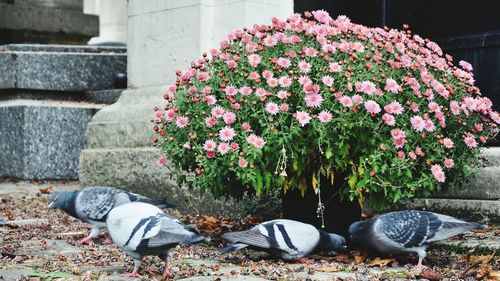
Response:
313,231,332,253
60,191,78,218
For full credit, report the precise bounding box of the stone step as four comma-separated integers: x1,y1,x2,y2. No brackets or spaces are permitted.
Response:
0,44,126,91
480,147,500,166
0,100,104,180
434,166,500,200
404,198,500,223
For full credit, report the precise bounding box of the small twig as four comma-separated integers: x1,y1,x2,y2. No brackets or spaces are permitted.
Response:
461,260,482,278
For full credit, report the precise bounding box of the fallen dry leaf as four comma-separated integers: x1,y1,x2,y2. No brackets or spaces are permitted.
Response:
470,252,496,265
354,254,365,264
333,252,351,263
419,269,444,280
318,267,339,273
39,186,53,194
474,227,493,233
367,257,395,267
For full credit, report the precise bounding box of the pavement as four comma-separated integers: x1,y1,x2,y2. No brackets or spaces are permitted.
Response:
0,180,498,280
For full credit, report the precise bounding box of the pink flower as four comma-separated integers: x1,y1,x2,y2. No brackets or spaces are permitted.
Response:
298,75,312,85
241,122,252,132
431,164,446,182
155,111,163,118
296,111,312,126
280,103,290,112
409,151,417,160
238,158,248,168
415,146,425,157
204,95,217,105
277,90,288,99
203,139,217,151
459,60,473,72
384,101,404,115
443,138,454,148
352,94,363,104
397,151,405,159
464,135,477,148
277,57,291,68
204,116,217,128
311,10,332,23
156,156,167,166
255,88,267,97
219,126,236,141
428,102,441,113
217,142,231,155
410,115,426,131
246,134,265,149
303,47,318,57
364,100,381,114
450,101,460,115
384,78,399,93
356,80,377,95
226,60,237,69
424,119,436,132
223,111,236,125
224,85,238,96
230,142,240,151
265,102,280,115
298,60,311,73
197,72,210,81
249,72,260,81
339,96,353,107
239,86,253,96
165,109,176,121
248,54,261,67
166,85,177,94
329,62,342,72
305,93,324,108
211,106,225,118
410,102,419,112
318,110,332,123
262,70,274,79
382,113,396,126
490,111,500,124
444,158,454,168
175,116,189,128
393,137,406,148
279,76,292,88
267,78,279,87
391,128,405,139
322,75,334,87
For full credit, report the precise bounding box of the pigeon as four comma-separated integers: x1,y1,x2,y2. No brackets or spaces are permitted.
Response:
106,202,208,279
219,219,346,261
348,210,487,267
48,186,175,245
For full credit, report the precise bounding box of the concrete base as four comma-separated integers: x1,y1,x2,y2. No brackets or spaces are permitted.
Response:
404,198,500,223
79,147,249,218
0,100,104,179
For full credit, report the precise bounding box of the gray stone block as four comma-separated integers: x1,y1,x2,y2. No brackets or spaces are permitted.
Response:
404,198,500,223
15,0,83,11
79,147,255,219
0,3,98,41
0,44,126,91
0,100,104,179
84,89,123,104
433,166,500,200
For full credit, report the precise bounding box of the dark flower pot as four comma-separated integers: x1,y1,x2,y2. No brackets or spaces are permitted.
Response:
282,172,361,238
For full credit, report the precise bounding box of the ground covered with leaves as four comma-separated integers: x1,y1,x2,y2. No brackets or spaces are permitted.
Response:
0,181,498,280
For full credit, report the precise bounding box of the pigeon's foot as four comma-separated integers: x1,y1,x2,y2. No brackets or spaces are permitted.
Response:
77,236,94,246
102,235,113,244
123,269,141,278
413,258,427,271
297,258,315,264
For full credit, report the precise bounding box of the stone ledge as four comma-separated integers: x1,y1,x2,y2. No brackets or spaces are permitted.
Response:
404,198,500,223
79,147,249,218
434,166,500,200
0,44,126,91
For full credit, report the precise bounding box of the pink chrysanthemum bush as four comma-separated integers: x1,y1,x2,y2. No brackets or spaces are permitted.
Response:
153,10,500,207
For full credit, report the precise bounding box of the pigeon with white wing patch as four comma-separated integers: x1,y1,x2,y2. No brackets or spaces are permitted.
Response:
219,219,346,261
106,202,208,279
48,186,175,245
349,210,487,267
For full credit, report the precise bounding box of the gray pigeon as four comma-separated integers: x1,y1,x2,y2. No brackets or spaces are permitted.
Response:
48,186,175,245
106,202,208,279
219,219,346,261
349,210,487,267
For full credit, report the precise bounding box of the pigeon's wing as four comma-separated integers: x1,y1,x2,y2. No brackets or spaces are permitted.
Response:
76,187,120,221
144,214,205,249
222,219,319,256
424,212,485,243
377,210,437,248
121,191,176,209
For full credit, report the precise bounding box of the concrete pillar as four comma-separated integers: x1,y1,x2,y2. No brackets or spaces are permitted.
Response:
79,0,293,215
87,0,127,45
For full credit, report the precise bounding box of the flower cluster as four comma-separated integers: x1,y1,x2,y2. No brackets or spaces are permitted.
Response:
153,10,499,206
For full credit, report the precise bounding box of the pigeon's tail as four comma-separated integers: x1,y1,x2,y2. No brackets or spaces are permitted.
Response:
136,197,177,209
184,234,210,245
219,243,248,254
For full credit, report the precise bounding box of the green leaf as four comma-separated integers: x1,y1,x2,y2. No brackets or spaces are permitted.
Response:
348,173,358,189
325,147,333,159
